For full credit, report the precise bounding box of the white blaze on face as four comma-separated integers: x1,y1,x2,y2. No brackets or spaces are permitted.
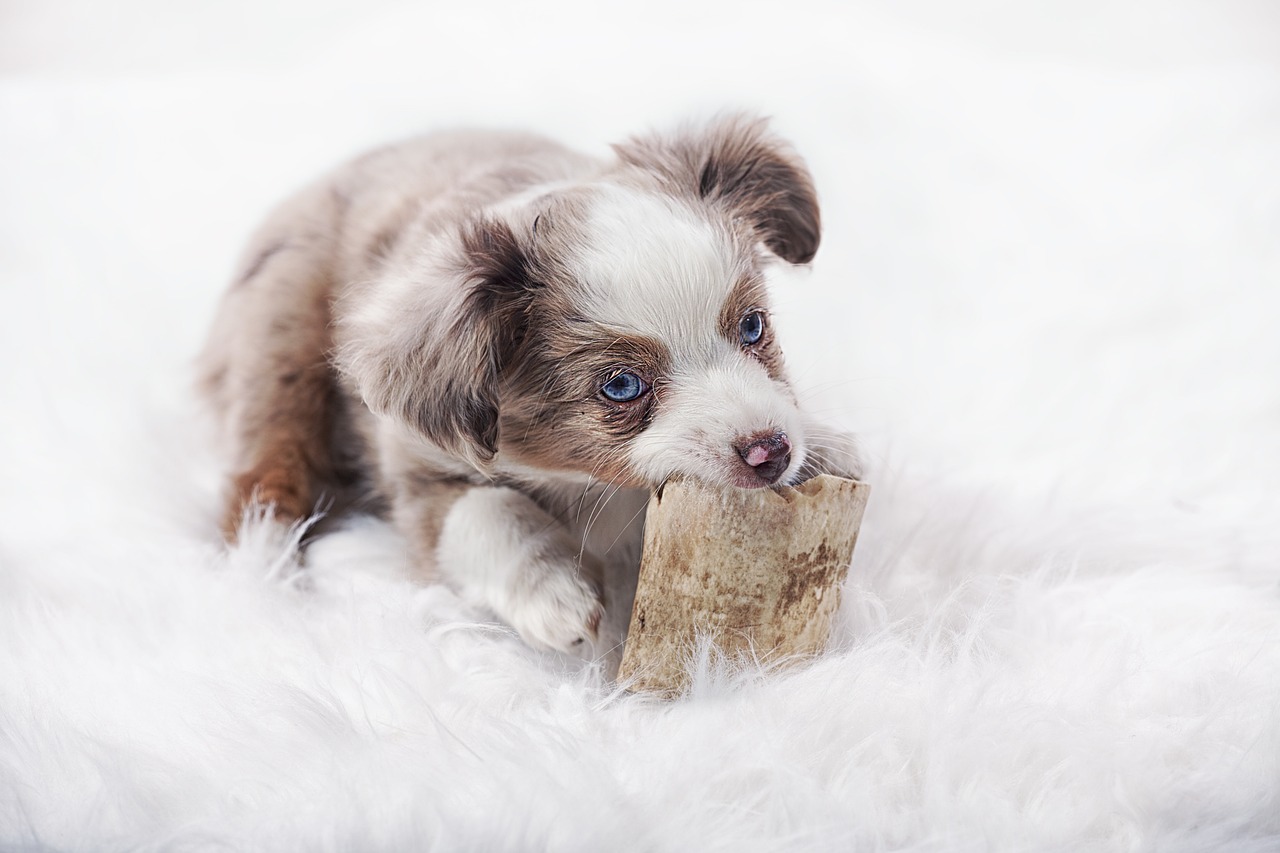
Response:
574,185,807,487
574,186,733,356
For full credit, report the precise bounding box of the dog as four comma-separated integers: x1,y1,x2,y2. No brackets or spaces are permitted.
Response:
199,114,862,653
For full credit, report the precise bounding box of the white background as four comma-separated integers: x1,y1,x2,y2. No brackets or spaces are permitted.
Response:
2,1,1278,848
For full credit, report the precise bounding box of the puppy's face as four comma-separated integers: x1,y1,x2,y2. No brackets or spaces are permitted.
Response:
500,184,807,490
343,116,822,490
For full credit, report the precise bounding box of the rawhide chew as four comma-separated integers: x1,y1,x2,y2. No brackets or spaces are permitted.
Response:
618,475,870,696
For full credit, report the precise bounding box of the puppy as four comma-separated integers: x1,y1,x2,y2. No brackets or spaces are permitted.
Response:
199,115,861,652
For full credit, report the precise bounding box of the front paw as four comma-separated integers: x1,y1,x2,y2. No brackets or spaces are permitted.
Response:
429,484,607,655
505,555,605,654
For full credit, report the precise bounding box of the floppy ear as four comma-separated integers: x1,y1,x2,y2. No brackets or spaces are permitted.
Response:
336,217,534,470
614,114,821,264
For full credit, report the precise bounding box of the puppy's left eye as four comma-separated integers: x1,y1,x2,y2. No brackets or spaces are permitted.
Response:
739,311,765,346
600,372,648,402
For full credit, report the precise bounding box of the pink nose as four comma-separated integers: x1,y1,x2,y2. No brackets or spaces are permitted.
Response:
735,432,792,484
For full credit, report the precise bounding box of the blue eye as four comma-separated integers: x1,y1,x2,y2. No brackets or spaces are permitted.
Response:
601,372,648,402
739,311,765,345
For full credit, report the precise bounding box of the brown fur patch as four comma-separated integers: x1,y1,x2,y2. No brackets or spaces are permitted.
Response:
216,248,346,541
500,325,671,485
718,274,787,381
350,217,540,468
223,443,314,539
441,216,540,457
613,114,821,264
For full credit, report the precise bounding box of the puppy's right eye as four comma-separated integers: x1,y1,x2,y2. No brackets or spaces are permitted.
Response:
600,372,648,402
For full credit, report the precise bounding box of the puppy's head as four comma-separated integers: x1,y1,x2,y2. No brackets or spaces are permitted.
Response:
347,115,821,489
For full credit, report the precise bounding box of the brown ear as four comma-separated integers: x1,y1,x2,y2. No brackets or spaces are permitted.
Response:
614,114,821,264
337,217,535,469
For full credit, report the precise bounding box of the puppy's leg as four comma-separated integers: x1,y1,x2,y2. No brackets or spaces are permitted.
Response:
399,482,605,652
202,227,340,540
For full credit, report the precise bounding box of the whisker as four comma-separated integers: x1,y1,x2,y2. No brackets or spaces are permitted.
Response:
601,496,650,557
578,475,629,562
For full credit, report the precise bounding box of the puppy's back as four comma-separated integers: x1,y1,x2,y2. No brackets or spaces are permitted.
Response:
198,129,598,536
329,131,597,279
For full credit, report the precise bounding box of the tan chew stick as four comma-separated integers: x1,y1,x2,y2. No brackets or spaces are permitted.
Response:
618,475,870,696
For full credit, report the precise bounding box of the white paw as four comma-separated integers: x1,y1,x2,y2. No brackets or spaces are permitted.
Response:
505,557,604,654
433,485,606,655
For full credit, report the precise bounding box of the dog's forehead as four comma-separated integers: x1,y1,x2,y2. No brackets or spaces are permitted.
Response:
567,185,743,342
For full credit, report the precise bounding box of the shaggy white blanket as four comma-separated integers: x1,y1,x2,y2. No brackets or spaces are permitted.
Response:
3,1,1278,849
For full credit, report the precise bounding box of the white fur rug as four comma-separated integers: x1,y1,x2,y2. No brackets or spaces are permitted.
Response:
3,1,1279,849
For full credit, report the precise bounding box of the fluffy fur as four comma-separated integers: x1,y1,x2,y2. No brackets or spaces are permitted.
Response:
198,116,861,652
